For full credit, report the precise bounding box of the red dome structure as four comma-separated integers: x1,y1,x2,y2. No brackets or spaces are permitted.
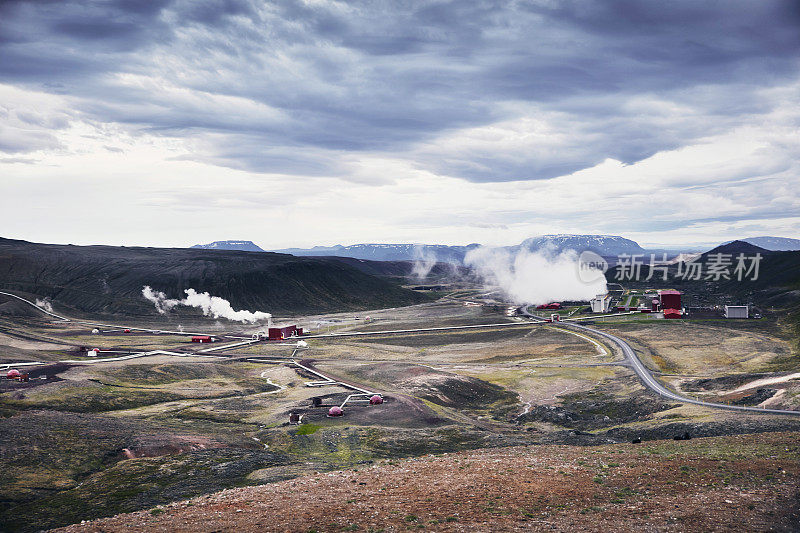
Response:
369,395,383,405
7,369,21,379
328,406,343,417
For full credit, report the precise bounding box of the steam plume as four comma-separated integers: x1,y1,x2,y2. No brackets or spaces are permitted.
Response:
464,246,606,305
142,286,180,314
35,298,54,313
411,245,437,280
142,286,272,324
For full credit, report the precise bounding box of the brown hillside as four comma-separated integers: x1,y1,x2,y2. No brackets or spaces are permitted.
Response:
55,432,800,532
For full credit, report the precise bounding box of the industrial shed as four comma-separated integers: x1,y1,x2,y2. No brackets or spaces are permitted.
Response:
268,325,303,340
658,290,682,311
724,305,749,319
590,294,611,313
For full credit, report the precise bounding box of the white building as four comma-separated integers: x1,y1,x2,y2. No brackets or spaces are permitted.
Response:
724,305,749,319
590,293,612,313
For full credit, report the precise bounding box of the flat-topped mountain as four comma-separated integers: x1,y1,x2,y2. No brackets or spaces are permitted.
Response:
191,240,265,252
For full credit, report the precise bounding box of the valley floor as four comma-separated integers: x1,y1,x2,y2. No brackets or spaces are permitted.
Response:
2,291,799,531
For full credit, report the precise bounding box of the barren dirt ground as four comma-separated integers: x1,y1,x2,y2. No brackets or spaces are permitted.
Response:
55,432,800,533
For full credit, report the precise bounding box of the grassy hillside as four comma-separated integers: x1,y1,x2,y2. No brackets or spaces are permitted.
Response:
0,237,430,317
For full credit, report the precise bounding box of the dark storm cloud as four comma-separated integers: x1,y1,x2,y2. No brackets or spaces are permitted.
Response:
0,0,798,179
0,0,173,84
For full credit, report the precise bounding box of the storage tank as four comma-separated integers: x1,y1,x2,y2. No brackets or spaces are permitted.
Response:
369,395,384,405
328,406,343,417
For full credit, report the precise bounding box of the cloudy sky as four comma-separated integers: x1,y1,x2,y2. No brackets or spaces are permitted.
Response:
1,0,799,249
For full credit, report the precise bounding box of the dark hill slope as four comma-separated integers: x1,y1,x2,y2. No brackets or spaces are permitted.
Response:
0,238,429,317
705,240,769,255
318,256,469,281
606,249,797,299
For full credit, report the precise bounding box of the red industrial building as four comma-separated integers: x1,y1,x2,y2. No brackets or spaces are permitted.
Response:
536,303,562,310
658,290,682,310
663,308,682,319
268,325,303,340
191,335,214,343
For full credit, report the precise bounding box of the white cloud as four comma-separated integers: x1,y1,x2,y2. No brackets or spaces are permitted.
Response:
1,3,799,248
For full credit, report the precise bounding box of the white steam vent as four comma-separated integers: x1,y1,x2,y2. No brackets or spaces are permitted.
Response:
142,286,271,324
411,245,437,280
35,298,54,313
465,246,607,305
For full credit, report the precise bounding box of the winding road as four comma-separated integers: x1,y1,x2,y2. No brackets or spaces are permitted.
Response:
521,307,800,416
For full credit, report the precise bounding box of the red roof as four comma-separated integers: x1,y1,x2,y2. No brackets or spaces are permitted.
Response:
659,289,681,295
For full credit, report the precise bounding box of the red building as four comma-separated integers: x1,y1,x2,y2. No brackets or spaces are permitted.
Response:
663,308,682,319
191,335,214,343
268,325,301,340
658,290,681,311
536,303,562,310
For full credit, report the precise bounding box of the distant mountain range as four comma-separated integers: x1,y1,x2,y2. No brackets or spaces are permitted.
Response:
513,234,644,256
736,236,800,251
194,235,647,263
271,243,480,263
191,234,799,263
191,240,265,252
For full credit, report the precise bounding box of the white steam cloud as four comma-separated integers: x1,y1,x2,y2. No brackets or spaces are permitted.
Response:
411,245,437,280
142,286,180,314
464,246,607,305
35,298,54,313
141,286,272,324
